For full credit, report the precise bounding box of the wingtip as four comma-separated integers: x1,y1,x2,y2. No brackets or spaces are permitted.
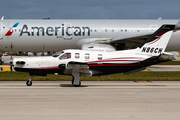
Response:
174,20,180,31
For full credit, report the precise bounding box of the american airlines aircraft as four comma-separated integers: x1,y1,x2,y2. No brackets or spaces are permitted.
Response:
0,19,180,64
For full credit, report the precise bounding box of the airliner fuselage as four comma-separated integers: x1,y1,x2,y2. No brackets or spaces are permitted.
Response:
0,19,179,52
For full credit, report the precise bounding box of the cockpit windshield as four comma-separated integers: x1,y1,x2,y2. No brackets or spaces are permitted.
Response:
59,53,71,60
52,51,64,57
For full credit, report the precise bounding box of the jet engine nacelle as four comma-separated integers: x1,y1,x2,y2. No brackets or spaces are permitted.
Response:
81,44,116,52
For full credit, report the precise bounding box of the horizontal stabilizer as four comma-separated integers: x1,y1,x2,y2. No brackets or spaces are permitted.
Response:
157,52,175,61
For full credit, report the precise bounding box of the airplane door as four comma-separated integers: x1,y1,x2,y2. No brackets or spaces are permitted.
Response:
0,23,2,39
63,23,73,40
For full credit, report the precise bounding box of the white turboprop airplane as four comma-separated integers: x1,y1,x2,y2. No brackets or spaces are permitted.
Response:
5,20,180,86
0,18,180,64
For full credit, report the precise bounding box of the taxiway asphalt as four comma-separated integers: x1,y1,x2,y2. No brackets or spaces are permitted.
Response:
0,81,180,120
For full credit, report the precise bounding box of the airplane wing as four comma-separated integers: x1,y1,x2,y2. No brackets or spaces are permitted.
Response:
64,61,92,77
82,34,152,51
110,34,152,50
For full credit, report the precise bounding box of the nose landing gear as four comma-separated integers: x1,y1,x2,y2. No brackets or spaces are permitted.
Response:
26,75,33,86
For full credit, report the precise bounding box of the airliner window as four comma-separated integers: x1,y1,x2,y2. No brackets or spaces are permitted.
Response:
52,51,64,57
97,54,102,60
59,53,71,60
85,53,90,59
75,53,80,59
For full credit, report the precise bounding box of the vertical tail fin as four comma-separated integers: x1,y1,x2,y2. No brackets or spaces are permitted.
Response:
136,20,180,56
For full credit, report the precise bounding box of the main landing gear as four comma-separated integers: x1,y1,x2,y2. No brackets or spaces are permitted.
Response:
71,73,81,87
25,74,81,87
26,75,33,86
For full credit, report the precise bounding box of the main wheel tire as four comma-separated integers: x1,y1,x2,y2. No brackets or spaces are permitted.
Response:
26,80,32,86
0,60,2,65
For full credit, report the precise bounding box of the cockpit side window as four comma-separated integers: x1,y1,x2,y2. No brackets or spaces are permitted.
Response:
59,53,71,60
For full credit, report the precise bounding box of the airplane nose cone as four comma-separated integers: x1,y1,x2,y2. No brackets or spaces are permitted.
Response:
4,59,13,65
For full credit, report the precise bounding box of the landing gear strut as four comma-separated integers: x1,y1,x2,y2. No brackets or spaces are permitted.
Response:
26,75,33,86
71,73,81,87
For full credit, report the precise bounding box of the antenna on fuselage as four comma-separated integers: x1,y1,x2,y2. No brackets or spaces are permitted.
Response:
1,16,4,20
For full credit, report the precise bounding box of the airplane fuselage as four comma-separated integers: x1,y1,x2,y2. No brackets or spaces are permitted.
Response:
0,19,179,52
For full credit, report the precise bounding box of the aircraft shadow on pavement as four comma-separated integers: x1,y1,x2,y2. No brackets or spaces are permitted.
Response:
60,84,88,87
60,84,165,87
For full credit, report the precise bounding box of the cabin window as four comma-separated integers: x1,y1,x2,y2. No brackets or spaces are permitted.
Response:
105,29,107,32
75,53,80,59
97,54,102,60
94,29,97,32
85,53,90,59
59,53,71,60
112,29,114,32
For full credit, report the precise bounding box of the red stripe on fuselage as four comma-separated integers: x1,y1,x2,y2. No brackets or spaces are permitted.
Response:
87,57,145,64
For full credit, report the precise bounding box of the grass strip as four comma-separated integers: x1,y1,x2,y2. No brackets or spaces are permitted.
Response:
1,71,180,81
157,61,180,65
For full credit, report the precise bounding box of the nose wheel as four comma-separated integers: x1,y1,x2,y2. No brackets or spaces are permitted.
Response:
26,75,33,86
